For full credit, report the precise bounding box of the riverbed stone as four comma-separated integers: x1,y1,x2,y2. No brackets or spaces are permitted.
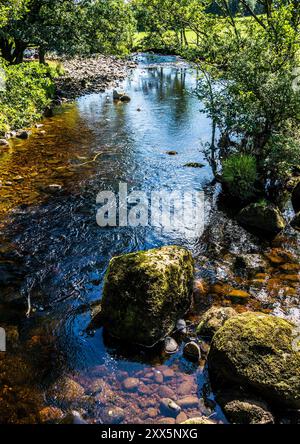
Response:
122,377,140,392
181,417,216,424
183,342,201,362
99,246,194,347
177,396,199,409
237,202,286,237
47,377,85,405
196,306,237,338
208,312,300,408
160,398,181,417
164,337,178,354
39,406,64,424
223,399,274,424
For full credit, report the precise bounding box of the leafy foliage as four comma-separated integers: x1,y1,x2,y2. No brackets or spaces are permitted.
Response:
0,60,55,134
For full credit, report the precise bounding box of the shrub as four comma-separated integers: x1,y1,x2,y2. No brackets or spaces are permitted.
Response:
222,154,257,201
0,60,55,135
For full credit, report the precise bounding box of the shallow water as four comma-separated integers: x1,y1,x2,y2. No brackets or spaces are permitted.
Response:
0,54,299,424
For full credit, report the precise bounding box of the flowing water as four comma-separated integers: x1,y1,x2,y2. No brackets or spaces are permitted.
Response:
0,54,299,424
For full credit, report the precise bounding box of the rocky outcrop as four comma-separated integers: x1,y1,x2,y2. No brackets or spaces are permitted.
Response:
99,246,194,347
237,202,286,237
208,312,300,409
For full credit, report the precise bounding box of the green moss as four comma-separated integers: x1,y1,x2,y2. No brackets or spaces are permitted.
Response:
208,312,300,408
100,246,194,346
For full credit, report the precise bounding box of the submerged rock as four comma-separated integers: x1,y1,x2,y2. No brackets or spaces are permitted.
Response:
208,312,300,409
184,162,205,168
160,398,181,417
237,202,286,237
183,342,201,362
99,246,194,347
196,306,237,338
181,417,216,424
120,94,131,102
223,399,274,424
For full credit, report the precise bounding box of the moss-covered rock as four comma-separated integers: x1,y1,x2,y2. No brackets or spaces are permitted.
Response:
208,312,300,409
196,306,237,338
237,202,286,237
100,246,194,347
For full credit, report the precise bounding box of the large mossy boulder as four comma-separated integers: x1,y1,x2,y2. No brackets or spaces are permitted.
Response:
208,312,300,409
237,202,286,237
100,246,194,347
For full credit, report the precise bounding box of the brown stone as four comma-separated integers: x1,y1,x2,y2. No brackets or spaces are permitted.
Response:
122,377,140,392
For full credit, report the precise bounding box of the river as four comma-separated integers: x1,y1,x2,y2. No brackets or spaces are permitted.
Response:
0,54,299,424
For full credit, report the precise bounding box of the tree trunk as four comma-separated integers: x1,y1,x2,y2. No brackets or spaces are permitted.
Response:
39,47,46,64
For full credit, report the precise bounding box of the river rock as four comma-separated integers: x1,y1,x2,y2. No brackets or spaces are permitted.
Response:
39,406,64,424
158,386,176,399
160,398,181,417
99,246,194,347
16,130,30,139
208,312,300,408
183,342,201,362
196,306,237,338
223,399,274,424
0,139,9,147
120,94,131,102
181,417,216,424
102,407,125,424
291,212,300,231
176,319,187,334
60,411,88,424
122,377,140,392
113,90,124,100
237,202,286,237
177,396,199,409
164,337,178,354
292,181,300,213
47,377,85,405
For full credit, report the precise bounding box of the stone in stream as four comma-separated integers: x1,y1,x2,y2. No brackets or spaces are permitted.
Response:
181,417,216,425
237,202,286,237
183,342,201,362
97,246,194,347
184,162,205,168
113,90,125,100
160,398,181,417
122,377,140,392
222,399,274,424
16,130,30,139
0,139,9,147
196,306,237,338
166,150,178,156
164,337,178,354
176,319,187,334
120,94,131,102
60,411,88,425
208,312,300,409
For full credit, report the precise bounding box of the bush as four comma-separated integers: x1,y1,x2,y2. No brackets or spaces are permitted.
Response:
0,60,55,135
222,154,257,201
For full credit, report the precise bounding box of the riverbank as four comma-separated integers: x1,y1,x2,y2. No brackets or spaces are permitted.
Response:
55,55,137,101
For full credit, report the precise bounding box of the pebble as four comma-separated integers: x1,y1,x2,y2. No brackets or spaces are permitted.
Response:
160,398,181,417
153,370,164,384
177,380,194,396
158,386,176,399
177,396,200,409
164,337,178,354
183,342,201,362
176,319,187,334
122,377,140,392
176,412,188,424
